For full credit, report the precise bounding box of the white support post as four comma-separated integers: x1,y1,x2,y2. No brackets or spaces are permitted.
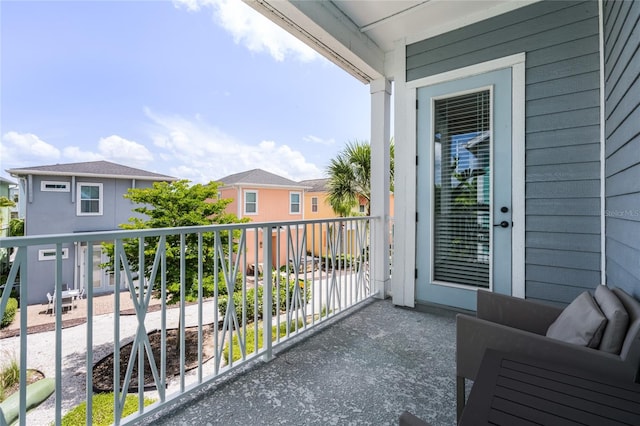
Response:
370,78,392,299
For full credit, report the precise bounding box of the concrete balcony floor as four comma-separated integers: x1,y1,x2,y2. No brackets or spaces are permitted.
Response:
141,299,458,425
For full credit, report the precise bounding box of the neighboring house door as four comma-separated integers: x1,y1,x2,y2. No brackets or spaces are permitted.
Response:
415,65,520,311
80,245,116,293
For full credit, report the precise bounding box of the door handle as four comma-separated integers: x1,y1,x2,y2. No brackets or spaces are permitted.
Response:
493,221,510,228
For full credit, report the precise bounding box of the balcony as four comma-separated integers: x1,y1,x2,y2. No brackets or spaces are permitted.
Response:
0,217,450,426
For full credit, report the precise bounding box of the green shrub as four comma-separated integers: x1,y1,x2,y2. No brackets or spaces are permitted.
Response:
1,298,17,329
218,276,311,326
59,393,155,426
223,319,305,363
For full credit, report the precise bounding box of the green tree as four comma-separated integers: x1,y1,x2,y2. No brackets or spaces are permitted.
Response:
326,140,394,216
105,180,245,303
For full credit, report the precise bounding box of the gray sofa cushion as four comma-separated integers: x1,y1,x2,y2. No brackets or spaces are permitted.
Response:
546,291,607,348
595,285,630,354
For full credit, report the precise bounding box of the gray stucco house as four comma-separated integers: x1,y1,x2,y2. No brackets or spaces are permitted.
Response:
6,161,176,304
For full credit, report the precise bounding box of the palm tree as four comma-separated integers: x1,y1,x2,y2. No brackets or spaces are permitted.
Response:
326,140,394,216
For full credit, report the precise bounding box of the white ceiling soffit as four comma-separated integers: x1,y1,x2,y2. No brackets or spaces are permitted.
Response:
246,1,540,84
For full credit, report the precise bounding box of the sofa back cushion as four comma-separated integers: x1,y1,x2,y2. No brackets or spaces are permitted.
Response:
612,288,640,366
546,291,607,348
595,285,630,354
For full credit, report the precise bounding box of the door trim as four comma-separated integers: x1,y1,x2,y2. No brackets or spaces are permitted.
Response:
409,53,526,300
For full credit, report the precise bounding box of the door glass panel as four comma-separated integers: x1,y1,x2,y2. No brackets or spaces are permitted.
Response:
433,90,490,288
92,247,102,288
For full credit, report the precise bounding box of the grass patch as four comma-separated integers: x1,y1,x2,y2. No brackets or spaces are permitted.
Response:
223,319,306,364
60,393,155,426
0,357,19,402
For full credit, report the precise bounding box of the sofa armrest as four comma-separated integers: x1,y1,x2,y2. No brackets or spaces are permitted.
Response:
476,290,563,335
456,314,634,383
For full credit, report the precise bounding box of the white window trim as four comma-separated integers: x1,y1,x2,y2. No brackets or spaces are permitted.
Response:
39,248,69,261
244,190,258,215
311,196,318,213
289,191,301,215
77,182,103,216
41,181,70,192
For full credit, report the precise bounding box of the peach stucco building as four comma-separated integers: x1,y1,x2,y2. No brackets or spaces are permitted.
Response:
218,169,310,270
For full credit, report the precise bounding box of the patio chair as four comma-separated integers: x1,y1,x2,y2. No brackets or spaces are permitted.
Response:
46,292,54,315
456,287,640,420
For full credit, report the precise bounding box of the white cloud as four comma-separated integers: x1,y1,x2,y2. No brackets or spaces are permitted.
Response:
1,131,61,168
62,135,154,169
145,108,323,183
303,135,335,146
173,0,319,62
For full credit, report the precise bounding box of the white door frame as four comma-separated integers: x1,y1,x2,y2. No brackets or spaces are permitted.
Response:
393,52,525,307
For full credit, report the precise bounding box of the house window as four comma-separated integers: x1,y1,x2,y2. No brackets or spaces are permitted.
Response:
311,197,318,213
39,248,69,261
359,204,366,214
244,191,257,214
290,192,301,214
41,181,70,192
77,183,103,216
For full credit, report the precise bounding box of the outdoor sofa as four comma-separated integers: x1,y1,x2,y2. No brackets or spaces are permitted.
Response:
455,285,640,420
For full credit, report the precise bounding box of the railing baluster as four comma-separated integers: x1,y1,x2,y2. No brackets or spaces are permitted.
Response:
0,217,378,425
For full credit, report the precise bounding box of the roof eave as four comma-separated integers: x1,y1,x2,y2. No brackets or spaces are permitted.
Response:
7,170,177,181
244,0,385,84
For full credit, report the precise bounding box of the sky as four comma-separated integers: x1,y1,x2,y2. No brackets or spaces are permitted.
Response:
0,0,371,184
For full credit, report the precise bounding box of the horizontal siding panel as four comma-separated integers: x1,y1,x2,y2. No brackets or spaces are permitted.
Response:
605,160,640,197
606,74,640,133
408,13,597,72
527,180,600,198
606,237,640,286
526,231,600,251
527,53,600,84
526,125,600,149
606,258,640,297
526,71,600,100
605,105,640,156
605,134,640,177
606,37,640,116
526,215,600,234
527,198,600,216
527,89,599,117
606,192,640,222
526,163,600,182
527,248,601,270
604,0,624,44
408,19,598,80
406,1,583,56
526,107,600,132
604,0,638,68
526,35,599,67
606,217,640,252
526,264,601,286
526,144,600,166
526,281,594,305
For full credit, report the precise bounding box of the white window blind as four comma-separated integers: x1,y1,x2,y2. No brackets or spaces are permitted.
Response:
433,90,491,288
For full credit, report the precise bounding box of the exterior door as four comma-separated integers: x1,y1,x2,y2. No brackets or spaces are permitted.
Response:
416,68,512,311
80,245,116,293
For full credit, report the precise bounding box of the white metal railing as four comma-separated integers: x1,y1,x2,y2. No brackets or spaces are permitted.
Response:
0,217,375,425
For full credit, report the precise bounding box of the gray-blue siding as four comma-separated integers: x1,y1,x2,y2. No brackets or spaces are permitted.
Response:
23,175,155,304
407,1,601,305
604,0,640,298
